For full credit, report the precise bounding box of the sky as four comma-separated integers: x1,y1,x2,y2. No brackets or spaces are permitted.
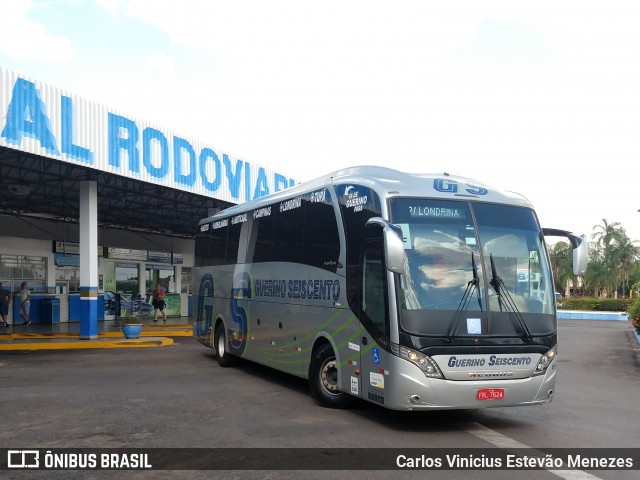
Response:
1,0,640,244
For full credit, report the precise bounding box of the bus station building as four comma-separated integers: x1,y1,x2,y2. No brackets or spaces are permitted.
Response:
0,66,296,337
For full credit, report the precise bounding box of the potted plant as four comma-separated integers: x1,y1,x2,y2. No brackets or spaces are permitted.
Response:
121,315,143,339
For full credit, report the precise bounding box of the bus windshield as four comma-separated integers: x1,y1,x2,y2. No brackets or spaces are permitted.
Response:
390,199,555,338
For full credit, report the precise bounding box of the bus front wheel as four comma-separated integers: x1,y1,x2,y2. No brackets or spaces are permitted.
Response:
215,323,237,367
309,343,355,408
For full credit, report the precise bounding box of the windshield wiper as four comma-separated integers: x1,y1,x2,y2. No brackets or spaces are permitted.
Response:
446,252,482,342
489,254,533,342
471,253,482,311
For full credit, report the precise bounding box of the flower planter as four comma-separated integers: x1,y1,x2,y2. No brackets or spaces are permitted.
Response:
122,324,143,339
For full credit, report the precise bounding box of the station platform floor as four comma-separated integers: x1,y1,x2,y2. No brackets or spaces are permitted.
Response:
0,316,194,351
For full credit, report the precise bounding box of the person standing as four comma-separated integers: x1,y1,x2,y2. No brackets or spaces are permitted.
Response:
0,282,10,327
153,283,167,323
18,282,31,325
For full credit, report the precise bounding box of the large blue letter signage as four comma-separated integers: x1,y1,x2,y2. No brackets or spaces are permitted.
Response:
1,78,60,155
1,73,297,202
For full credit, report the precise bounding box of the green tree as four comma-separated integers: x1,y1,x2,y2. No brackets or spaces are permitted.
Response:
582,253,609,297
588,219,640,297
547,240,573,295
592,218,623,261
609,233,640,296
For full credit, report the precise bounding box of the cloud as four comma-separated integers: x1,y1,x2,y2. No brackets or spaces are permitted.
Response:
453,19,551,66
0,0,72,62
95,0,126,16
144,52,175,74
4,0,640,242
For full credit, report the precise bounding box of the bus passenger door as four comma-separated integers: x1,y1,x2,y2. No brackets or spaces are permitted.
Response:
358,241,392,408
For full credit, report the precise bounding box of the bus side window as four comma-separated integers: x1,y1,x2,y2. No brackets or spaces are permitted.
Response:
303,189,340,272
226,219,242,264
253,210,274,263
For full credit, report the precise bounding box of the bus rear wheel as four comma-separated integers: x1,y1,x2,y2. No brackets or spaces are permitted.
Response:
215,323,237,367
309,343,355,408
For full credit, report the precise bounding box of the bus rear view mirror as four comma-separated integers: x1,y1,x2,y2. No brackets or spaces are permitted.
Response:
366,217,406,274
542,228,588,276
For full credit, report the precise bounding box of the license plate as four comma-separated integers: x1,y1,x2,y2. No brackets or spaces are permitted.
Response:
477,388,504,400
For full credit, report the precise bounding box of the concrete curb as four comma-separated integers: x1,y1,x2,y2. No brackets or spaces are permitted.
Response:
1,329,192,340
0,322,190,350
0,336,174,351
557,310,629,321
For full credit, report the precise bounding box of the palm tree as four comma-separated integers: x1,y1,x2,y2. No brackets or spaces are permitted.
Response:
547,240,573,295
592,218,623,264
591,219,627,296
609,233,640,296
582,254,609,297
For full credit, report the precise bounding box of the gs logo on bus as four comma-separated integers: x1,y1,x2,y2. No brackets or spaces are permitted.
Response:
229,272,251,356
433,179,488,196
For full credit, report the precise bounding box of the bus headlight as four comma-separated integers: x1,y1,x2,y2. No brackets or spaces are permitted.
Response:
392,345,444,379
533,345,557,377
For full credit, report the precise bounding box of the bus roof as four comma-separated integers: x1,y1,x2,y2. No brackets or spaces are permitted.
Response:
198,166,533,225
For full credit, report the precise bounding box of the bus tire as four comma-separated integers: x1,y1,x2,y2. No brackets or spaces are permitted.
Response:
309,343,355,408
215,323,237,367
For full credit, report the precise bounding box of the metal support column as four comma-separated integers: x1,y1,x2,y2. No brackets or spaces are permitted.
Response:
79,180,99,339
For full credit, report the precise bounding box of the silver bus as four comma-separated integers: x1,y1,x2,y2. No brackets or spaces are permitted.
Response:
193,166,587,410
